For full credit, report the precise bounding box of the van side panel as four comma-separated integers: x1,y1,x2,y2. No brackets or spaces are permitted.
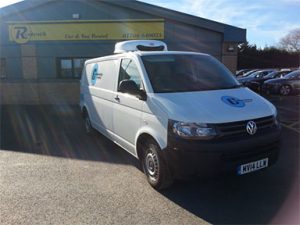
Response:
137,97,169,150
86,60,119,135
112,93,143,155
80,64,87,109
80,63,94,115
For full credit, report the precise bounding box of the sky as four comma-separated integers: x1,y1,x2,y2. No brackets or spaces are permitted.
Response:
1,0,299,48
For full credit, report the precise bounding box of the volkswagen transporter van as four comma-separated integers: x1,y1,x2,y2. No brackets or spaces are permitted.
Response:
80,40,281,190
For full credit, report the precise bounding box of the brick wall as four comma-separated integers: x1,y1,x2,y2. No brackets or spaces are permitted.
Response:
222,42,238,73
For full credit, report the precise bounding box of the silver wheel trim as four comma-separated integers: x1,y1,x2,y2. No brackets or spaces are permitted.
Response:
145,151,159,181
280,86,290,95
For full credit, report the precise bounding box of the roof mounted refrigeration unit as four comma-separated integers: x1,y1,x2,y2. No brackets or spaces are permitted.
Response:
114,40,168,54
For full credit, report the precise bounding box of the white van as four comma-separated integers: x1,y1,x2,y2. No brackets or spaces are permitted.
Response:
80,40,281,189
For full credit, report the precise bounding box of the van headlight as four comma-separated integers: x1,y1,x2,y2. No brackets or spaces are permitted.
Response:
169,120,217,140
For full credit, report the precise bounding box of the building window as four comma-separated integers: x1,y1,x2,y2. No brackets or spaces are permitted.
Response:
57,58,89,79
0,58,6,79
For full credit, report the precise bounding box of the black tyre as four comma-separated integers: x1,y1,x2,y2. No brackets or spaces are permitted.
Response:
141,140,173,190
279,85,292,96
84,112,96,135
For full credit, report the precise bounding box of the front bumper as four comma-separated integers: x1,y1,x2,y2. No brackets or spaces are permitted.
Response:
162,127,281,178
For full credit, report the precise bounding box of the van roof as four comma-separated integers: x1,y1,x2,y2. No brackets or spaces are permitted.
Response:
85,51,210,64
136,51,209,57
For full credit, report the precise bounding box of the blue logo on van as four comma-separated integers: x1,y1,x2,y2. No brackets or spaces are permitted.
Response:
221,96,246,108
91,64,98,85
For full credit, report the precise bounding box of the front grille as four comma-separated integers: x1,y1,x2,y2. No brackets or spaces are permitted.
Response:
221,142,279,161
216,116,276,139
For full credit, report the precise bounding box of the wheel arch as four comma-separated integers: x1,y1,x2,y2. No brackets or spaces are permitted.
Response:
81,104,91,119
135,130,167,160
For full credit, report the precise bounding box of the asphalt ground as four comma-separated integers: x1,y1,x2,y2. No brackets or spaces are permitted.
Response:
0,95,299,225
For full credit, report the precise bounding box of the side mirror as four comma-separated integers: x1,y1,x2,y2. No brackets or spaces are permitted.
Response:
119,79,147,101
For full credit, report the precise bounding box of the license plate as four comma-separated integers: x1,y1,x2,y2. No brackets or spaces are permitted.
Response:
237,158,269,175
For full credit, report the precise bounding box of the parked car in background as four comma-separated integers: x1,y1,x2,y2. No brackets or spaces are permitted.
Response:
237,69,278,85
243,70,292,93
236,69,259,78
236,69,252,77
280,68,293,72
262,70,300,96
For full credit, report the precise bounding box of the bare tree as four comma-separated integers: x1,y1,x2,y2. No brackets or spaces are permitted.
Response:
279,28,300,52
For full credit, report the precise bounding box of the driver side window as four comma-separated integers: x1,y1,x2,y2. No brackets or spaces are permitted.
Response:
118,59,142,91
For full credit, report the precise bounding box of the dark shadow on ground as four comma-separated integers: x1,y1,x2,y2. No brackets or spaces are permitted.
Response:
0,104,138,166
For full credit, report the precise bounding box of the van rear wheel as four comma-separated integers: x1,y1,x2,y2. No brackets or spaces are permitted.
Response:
142,140,173,190
84,113,96,135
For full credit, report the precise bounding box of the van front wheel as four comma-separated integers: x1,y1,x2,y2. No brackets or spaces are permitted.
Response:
142,140,173,190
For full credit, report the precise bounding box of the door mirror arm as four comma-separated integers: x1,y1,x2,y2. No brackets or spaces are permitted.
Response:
137,90,147,101
119,79,147,101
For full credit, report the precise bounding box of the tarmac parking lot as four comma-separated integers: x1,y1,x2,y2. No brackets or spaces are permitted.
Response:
0,94,299,225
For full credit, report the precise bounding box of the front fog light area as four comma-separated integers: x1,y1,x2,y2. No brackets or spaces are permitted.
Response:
170,120,217,140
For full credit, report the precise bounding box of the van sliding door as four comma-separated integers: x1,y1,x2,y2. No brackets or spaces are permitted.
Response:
88,60,118,134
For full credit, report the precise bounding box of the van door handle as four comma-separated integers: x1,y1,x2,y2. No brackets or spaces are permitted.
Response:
114,95,120,102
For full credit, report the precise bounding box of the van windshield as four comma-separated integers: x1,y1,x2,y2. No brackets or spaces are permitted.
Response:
141,54,240,93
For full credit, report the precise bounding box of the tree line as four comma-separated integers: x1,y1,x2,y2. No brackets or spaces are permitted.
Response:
238,28,300,69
